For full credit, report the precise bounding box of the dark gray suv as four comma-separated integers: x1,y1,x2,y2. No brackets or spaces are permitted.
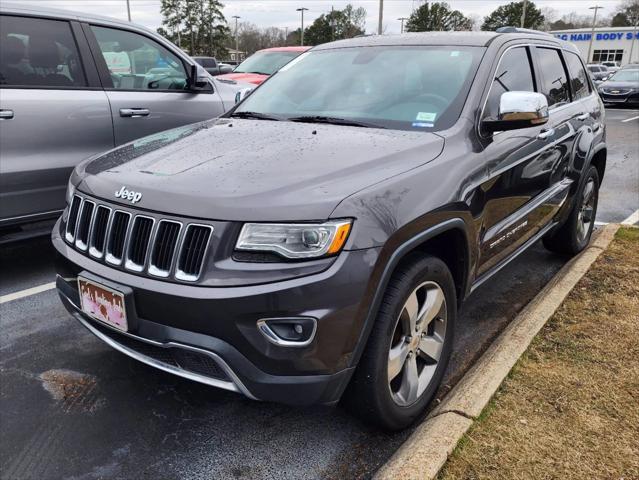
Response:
54,29,606,430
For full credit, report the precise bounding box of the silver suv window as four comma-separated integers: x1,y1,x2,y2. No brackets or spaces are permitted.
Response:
0,15,86,88
90,25,188,91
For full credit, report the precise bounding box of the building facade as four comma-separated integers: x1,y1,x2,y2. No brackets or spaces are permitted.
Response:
551,27,639,65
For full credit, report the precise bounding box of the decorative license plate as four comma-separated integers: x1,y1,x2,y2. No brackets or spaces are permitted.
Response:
78,277,128,331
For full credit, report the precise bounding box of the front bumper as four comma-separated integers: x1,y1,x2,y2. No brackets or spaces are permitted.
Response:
599,91,639,104
53,221,380,405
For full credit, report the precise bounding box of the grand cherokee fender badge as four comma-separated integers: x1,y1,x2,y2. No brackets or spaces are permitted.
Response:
115,186,142,203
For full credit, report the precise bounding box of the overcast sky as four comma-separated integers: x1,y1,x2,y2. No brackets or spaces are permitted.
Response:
14,0,627,34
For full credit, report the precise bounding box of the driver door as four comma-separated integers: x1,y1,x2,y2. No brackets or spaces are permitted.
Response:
83,24,224,145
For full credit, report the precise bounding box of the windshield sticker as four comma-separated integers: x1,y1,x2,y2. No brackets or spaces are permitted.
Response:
412,122,434,128
451,51,460,57
416,112,437,122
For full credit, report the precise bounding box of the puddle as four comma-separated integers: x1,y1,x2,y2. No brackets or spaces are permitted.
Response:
39,369,104,413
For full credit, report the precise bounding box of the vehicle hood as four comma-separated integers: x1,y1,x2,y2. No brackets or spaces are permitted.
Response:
76,119,444,221
600,80,639,89
216,72,267,85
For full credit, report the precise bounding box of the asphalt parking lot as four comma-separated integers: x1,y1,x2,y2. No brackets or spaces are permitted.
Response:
1,109,637,480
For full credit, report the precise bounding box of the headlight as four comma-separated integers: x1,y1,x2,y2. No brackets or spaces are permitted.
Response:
65,177,77,205
236,220,352,259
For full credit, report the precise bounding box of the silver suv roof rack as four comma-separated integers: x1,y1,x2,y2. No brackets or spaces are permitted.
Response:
496,26,553,37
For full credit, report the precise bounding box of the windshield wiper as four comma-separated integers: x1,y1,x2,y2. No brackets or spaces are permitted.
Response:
230,111,282,121
287,116,384,129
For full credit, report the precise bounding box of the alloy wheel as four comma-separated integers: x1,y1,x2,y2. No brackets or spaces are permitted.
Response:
387,281,447,407
577,178,596,243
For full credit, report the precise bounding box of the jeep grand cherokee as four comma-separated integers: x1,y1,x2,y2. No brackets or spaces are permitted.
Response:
54,29,606,430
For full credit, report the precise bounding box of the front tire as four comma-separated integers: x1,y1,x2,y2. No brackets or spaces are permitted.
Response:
543,165,600,255
343,255,456,430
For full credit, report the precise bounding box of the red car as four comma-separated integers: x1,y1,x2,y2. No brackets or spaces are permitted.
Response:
218,46,310,85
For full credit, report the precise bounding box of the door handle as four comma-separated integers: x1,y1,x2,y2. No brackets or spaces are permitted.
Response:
119,108,150,118
537,127,555,141
576,112,590,121
0,109,14,120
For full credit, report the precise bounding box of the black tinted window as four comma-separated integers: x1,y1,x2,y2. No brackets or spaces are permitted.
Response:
0,15,86,87
485,47,535,120
536,48,570,107
564,52,590,100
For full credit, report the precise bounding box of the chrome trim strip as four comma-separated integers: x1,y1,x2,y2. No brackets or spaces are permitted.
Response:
124,215,156,272
148,219,183,278
65,195,82,243
62,291,257,400
105,210,132,266
257,317,317,348
89,206,112,259
175,224,214,282
74,199,95,251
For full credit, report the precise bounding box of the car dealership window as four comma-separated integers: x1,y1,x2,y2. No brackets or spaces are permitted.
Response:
0,15,87,87
90,26,188,91
592,49,624,63
536,48,570,107
564,51,591,100
484,47,536,120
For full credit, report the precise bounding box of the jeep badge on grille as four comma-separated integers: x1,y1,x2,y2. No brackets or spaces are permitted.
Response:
115,186,142,203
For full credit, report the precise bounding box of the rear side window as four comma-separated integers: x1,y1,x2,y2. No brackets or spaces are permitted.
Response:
564,52,591,100
90,25,188,91
536,48,570,107
484,47,536,121
0,15,87,88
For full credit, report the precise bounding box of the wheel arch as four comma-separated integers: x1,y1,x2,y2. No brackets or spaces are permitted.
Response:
589,143,606,184
348,218,471,370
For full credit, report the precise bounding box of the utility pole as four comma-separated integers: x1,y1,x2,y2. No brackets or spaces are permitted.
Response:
398,17,408,34
330,5,335,41
587,5,603,63
520,0,527,28
126,0,131,21
232,15,240,61
629,12,638,64
378,0,384,35
296,7,308,46
284,26,289,46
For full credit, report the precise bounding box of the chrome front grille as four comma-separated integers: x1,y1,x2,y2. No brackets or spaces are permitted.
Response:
65,194,213,282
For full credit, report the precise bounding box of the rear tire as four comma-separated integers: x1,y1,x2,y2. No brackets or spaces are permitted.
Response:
343,254,456,431
543,166,600,255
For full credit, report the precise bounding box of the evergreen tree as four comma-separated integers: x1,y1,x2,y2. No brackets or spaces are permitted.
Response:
405,2,473,32
481,1,545,31
303,4,366,46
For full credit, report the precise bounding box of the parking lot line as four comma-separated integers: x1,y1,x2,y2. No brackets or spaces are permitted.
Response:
622,209,639,225
0,282,56,304
621,115,639,123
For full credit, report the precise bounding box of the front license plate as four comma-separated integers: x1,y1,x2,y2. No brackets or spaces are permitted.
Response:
78,277,128,331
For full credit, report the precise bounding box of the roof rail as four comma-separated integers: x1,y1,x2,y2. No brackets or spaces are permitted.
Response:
496,26,553,37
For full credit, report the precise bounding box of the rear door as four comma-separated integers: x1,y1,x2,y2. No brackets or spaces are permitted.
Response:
84,24,225,145
0,14,113,225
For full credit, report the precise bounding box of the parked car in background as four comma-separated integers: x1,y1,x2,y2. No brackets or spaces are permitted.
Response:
587,64,609,82
0,3,248,232
217,46,310,85
601,61,620,71
621,62,639,70
598,68,639,106
55,28,605,430
192,56,234,76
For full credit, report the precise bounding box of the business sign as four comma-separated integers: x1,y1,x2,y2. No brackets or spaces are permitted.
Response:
555,31,639,42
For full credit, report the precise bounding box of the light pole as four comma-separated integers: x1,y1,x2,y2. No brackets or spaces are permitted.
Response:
378,0,384,35
296,7,308,46
629,12,638,64
520,0,527,28
587,5,603,63
398,17,408,34
232,15,240,62
126,0,131,21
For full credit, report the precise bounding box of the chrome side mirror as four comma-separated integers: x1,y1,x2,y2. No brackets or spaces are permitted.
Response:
483,91,549,133
235,87,253,104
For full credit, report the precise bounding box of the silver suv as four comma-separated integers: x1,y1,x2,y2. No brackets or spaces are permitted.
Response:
0,3,245,229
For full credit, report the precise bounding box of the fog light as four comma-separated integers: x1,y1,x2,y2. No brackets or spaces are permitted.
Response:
257,317,317,347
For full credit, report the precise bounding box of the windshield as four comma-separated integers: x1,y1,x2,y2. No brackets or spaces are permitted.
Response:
608,70,639,82
234,46,484,132
234,51,301,75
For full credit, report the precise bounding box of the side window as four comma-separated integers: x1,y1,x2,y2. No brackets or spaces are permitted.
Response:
484,47,535,120
564,51,591,100
536,48,570,108
0,15,87,87
90,26,187,91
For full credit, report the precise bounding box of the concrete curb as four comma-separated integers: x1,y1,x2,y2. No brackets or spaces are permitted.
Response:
375,224,620,480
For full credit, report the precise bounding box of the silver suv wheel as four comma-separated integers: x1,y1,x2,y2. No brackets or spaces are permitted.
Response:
387,281,447,407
